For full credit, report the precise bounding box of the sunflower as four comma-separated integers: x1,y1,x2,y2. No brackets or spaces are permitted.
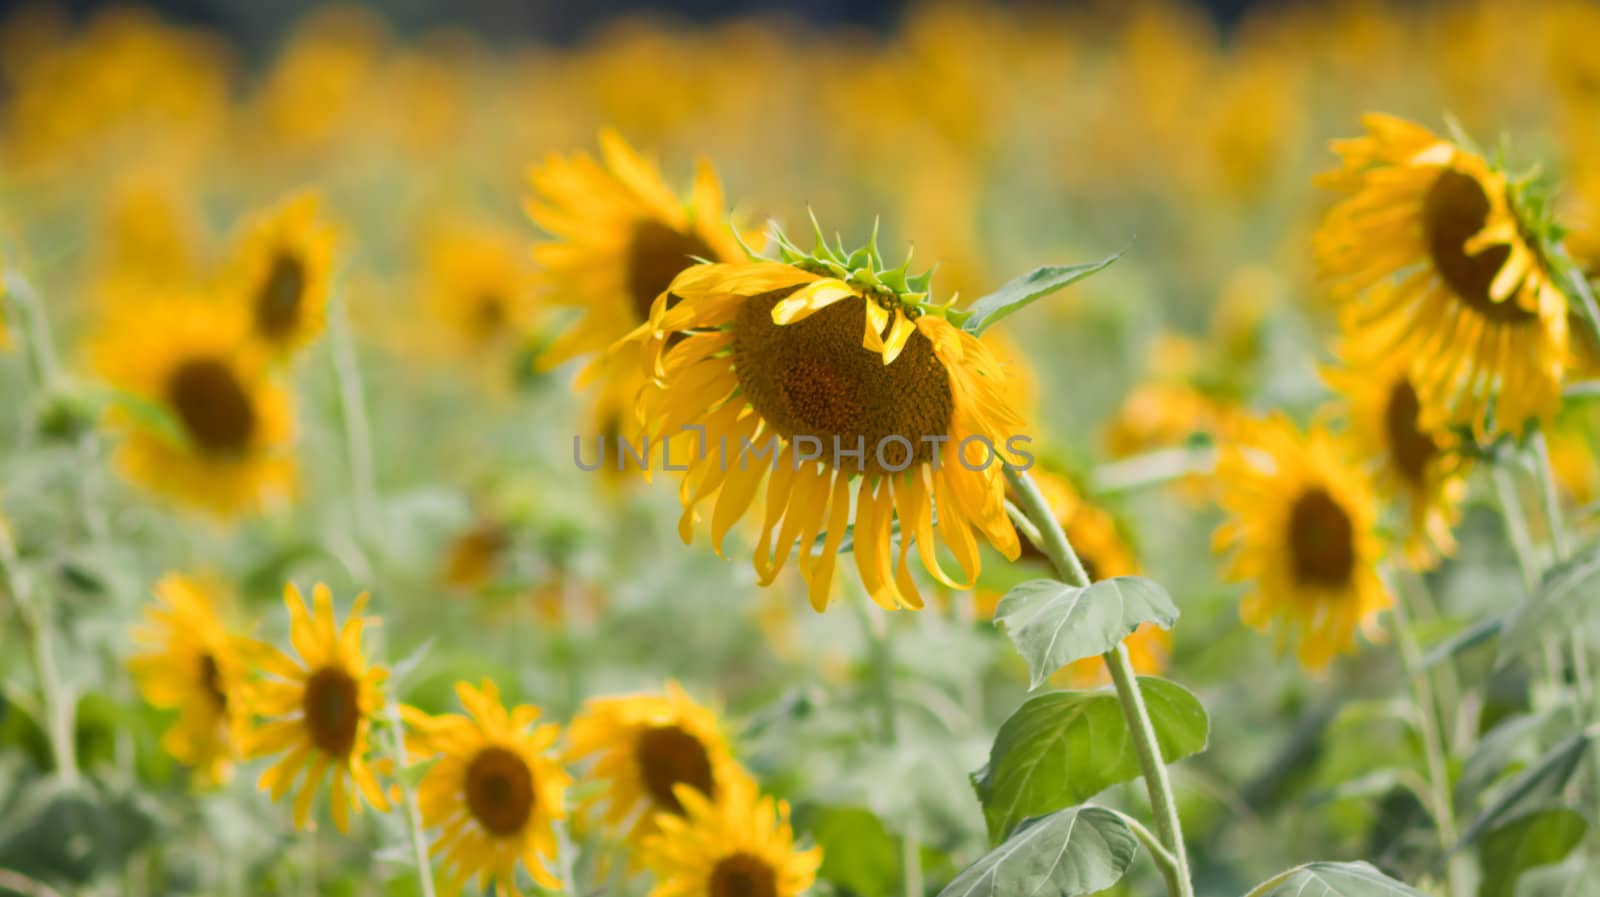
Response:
402,679,571,897
245,582,390,832
525,131,745,449
1325,333,1469,569
1212,415,1393,671
423,223,537,354
565,682,741,843
90,295,295,519
223,191,336,358
627,231,1026,612
128,573,249,786
639,772,820,897
1315,114,1569,440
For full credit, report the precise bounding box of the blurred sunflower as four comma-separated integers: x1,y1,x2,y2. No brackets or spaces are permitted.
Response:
629,232,1025,612
525,131,744,441
224,192,336,358
1325,335,1469,569
423,223,537,354
402,679,571,896
640,772,820,897
128,573,249,786
441,517,512,591
1212,415,1392,671
1315,114,1569,439
245,582,390,831
565,682,741,843
91,296,295,519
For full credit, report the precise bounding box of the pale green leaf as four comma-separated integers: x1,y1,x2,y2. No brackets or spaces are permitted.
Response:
1479,808,1588,897
955,255,1120,335
995,576,1179,690
936,806,1136,897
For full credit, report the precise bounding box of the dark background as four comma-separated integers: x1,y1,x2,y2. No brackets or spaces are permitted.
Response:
0,0,1275,46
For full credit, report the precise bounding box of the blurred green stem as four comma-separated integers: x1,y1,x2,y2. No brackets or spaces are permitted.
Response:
4,272,60,387
0,522,77,784
1388,575,1466,897
554,819,581,896
1006,468,1193,897
1091,446,1215,496
328,294,379,546
1492,467,1565,689
384,698,438,897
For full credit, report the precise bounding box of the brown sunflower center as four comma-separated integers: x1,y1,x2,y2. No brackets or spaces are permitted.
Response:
710,853,779,897
626,220,715,323
1383,377,1436,484
474,291,507,336
1422,169,1534,323
166,358,257,454
302,666,360,758
635,724,715,814
1287,487,1356,588
732,290,955,475
256,251,308,338
198,652,227,713
465,745,536,836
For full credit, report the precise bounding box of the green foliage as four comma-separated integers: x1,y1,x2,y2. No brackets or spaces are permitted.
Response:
936,806,1137,897
1456,732,1594,850
1499,544,1600,662
1477,808,1588,897
993,576,1179,689
971,678,1208,842
1242,861,1431,897
951,255,1121,335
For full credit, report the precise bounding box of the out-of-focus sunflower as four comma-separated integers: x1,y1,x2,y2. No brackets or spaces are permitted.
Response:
525,131,745,442
628,232,1026,612
640,772,820,897
1315,114,1569,439
402,679,571,897
1212,415,1392,671
128,573,249,786
423,223,537,355
565,683,741,844
245,583,390,832
90,170,205,295
223,192,336,358
441,517,512,591
1325,335,1469,569
90,296,295,519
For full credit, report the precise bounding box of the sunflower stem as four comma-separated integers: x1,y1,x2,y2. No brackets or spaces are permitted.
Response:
1494,463,1567,693
1090,446,1216,496
1005,468,1192,897
554,818,582,897
0,522,77,784
328,294,380,548
384,698,438,897
1387,571,1467,897
3,272,61,388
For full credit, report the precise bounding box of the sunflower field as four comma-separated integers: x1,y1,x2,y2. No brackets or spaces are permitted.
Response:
3,1,1600,895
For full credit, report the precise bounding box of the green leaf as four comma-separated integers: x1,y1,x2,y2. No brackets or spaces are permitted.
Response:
955,255,1121,335
994,576,1179,690
1478,808,1588,897
1499,544,1600,662
936,806,1137,897
1517,857,1600,897
1456,732,1594,851
1243,861,1431,897
972,678,1208,842
809,806,900,897
1421,615,1503,669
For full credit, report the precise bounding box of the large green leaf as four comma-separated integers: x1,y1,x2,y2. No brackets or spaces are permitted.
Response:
1456,732,1593,850
1242,861,1431,897
936,806,1137,897
972,678,1208,842
1478,808,1588,897
1517,857,1600,897
954,255,1120,336
1499,544,1600,662
809,806,900,897
994,576,1179,689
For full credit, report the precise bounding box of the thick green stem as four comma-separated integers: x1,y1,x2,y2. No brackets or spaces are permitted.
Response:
0,524,77,784
1006,468,1193,897
1389,578,1467,897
